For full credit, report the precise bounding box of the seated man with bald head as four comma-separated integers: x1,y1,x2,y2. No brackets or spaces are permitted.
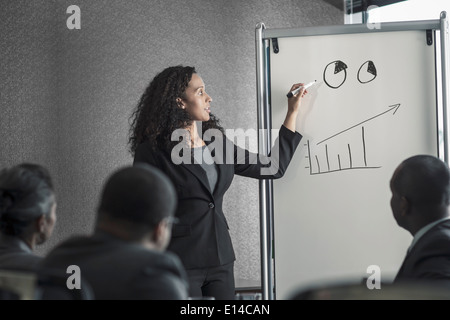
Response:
390,155,450,286
40,163,188,300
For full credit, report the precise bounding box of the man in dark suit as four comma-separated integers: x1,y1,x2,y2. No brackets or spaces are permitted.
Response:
40,164,189,300
390,155,450,286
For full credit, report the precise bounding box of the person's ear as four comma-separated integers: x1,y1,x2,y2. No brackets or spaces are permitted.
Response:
152,220,167,244
36,215,46,233
400,196,410,216
176,98,186,109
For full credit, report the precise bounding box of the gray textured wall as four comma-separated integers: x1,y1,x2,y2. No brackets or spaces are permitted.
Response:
0,0,342,284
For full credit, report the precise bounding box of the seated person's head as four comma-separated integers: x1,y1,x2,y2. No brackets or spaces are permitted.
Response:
0,163,57,249
390,155,450,234
95,163,177,250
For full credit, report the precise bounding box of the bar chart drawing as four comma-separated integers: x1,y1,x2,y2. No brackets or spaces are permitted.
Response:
304,103,401,175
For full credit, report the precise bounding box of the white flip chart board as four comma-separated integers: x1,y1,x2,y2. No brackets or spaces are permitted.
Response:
260,20,449,299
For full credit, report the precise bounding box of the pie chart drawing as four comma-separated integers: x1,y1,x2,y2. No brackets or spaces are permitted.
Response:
323,60,348,89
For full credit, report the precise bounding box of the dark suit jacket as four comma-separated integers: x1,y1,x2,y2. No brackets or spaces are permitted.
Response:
40,232,189,300
394,219,450,286
0,234,42,271
134,125,302,269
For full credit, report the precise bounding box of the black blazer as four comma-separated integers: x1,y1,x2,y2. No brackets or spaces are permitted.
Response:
134,125,302,269
40,232,189,300
394,219,450,286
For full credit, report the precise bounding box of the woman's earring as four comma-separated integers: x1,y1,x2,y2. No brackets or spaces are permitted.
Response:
176,98,185,109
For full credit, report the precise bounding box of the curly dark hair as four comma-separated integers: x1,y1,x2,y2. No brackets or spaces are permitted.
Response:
128,65,224,155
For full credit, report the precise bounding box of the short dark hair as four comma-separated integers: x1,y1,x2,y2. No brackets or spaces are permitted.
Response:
97,163,177,229
0,163,55,236
392,155,450,207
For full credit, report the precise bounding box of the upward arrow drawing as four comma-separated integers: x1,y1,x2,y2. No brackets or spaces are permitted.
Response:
316,103,401,145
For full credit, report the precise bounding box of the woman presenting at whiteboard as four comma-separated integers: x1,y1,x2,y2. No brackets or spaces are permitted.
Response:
129,65,307,300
